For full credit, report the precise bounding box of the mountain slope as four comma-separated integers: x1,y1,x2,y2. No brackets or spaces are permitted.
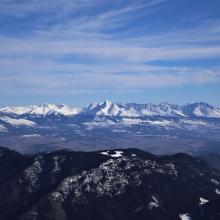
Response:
0,147,220,220
82,101,220,118
182,102,220,118
0,103,80,117
200,153,220,170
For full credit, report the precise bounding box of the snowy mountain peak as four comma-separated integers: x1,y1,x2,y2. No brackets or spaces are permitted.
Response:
82,100,121,116
183,102,220,118
98,100,120,116
103,99,112,106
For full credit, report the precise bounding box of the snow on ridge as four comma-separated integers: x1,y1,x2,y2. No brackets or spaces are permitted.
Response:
110,151,123,157
100,151,123,158
0,117,36,127
100,152,110,156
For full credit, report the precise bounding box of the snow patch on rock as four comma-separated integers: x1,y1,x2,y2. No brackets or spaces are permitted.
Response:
199,197,209,205
215,188,220,195
100,151,123,158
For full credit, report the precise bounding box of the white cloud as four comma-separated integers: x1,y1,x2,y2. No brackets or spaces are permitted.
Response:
0,0,220,96
0,66,219,96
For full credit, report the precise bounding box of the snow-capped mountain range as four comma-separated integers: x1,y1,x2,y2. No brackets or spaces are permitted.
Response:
0,100,220,118
0,101,220,155
82,100,220,118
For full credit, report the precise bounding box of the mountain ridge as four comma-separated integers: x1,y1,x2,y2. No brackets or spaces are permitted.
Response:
0,101,220,155
1,101,220,118
0,146,220,220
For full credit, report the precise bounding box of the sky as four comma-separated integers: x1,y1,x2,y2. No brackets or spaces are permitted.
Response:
0,0,220,107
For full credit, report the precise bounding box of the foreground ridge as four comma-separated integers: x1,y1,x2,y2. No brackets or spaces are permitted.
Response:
0,147,220,220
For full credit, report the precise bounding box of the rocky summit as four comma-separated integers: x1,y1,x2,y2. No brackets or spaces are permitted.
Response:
0,147,220,220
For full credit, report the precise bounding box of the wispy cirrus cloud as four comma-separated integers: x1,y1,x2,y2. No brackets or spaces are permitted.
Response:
0,0,220,104
1,64,219,96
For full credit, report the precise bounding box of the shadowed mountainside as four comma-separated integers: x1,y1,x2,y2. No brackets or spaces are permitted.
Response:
0,147,220,220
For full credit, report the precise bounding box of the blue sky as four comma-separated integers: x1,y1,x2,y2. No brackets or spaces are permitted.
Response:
0,0,220,107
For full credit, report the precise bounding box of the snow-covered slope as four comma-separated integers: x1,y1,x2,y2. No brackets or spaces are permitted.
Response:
0,103,80,117
0,116,36,127
82,100,220,118
183,102,220,118
0,106,35,115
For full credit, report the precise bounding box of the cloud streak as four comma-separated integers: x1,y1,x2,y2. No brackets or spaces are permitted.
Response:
1,66,219,96
0,0,220,99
